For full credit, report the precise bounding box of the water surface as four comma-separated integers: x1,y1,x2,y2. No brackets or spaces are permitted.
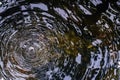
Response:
0,0,120,80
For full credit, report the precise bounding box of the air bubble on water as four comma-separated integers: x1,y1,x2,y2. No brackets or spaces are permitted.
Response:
28,47,34,51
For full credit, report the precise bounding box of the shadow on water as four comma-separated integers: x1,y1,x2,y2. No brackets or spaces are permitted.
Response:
0,0,120,80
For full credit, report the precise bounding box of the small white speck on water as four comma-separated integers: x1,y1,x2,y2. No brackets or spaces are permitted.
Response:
64,75,71,80
0,2,2,6
75,53,81,64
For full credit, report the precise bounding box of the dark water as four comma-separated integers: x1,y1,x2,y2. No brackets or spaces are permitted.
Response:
0,0,120,80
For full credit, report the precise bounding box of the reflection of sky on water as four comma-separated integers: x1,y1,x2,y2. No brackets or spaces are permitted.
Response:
90,0,102,6
0,0,120,80
30,3,48,11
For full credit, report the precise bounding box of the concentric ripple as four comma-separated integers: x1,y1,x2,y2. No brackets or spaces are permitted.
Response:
7,28,60,68
0,2,83,79
0,13,65,79
0,0,120,80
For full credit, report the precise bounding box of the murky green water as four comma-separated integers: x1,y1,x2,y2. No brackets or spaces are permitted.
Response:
0,0,120,80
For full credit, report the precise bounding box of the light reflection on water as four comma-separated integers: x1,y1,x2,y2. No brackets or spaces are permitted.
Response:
0,0,120,80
